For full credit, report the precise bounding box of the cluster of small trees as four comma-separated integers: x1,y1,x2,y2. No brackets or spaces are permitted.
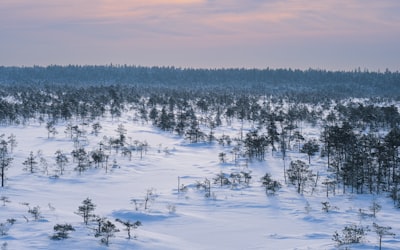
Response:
179,170,280,199
0,196,143,247
261,173,281,195
72,197,142,246
320,123,400,198
1,121,151,180
213,171,252,188
332,222,395,249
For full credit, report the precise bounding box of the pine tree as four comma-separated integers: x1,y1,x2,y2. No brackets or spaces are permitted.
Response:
287,160,314,194
23,151,38,174
71,148,89,173
116,124,127,145
92,122,102,136
55,150,68,175
116,218,142,239
7,134,17,153
0,139,12,187
261,173,281,195
46,121,58,138
373,223,395,250
97,220,119,246
300,139,320,164
51,224,75,240
76,198,96,225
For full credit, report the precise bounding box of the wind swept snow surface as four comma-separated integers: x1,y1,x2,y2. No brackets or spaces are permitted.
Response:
1,116,400,250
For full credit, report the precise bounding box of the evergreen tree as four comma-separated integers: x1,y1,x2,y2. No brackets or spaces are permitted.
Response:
23,151,38,174
158,107,174,131
91,122,102,136
287,160,314,194
51,224,75,240
261,173,281,195
0,139,12,187
116,218,142,239
55,150,68,175
266,119,279,153
97,219,119,246
7,134,17,153
46,121,58,138
76,198,96,225
300,139,320,164
373,223,395,250
71,148,89,173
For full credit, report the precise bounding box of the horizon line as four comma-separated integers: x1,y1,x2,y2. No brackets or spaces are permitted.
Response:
1,64,398,74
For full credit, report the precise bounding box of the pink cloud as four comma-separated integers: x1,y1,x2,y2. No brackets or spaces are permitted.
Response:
0,0,399,69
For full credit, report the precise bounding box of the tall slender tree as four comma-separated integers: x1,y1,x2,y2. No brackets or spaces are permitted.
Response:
23,151,38,174
300,139,320,164
0,139,12,187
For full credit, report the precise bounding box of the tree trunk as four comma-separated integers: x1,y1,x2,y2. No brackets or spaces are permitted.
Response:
1,166,4,187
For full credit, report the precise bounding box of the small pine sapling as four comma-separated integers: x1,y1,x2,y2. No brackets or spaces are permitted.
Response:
373,223,395,250
321,201,338,213
93,216,107,237
51,224,75,240
196,178,211,198
96,219,119,246
7,134,17,153
369,200,382,218
218,152,226,163
131,199,140,211
116,218,142,239
261,173,281,195
0,196,10,206
92,122,102,136
241,171,252,185
144,188,156,210
22,151,38,174
214,172,231,187
46,121,58,138
0,219,16,236
322,179,336,197
76,198,96,225
28,206,42,221
332,224,368,246
300,139,319,164
55,150,68,175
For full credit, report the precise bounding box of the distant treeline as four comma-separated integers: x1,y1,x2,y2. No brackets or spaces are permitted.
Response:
0,65,399,99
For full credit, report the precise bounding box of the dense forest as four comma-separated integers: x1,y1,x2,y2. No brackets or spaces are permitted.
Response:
1,65,399,100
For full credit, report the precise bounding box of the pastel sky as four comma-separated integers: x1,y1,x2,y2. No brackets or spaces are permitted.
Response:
1,0,399,70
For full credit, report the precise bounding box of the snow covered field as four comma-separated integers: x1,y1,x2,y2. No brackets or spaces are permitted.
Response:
1,114,400,250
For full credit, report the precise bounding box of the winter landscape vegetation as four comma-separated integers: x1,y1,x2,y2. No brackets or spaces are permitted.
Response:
0,65,400,249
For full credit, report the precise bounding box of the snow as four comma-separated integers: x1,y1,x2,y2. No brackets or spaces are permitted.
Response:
1,115,400,250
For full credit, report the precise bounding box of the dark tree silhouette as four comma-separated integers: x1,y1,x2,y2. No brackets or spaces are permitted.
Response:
76,198,96,225
287,160,314,194
0,139,12,187
23,151,38,174
300,139,320,164
116,218,142,239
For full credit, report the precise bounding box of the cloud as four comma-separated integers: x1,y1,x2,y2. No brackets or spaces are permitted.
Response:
0,0,399,69
3,0,399,39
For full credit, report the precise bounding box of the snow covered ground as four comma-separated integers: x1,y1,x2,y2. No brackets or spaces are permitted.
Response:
1,115,400,250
